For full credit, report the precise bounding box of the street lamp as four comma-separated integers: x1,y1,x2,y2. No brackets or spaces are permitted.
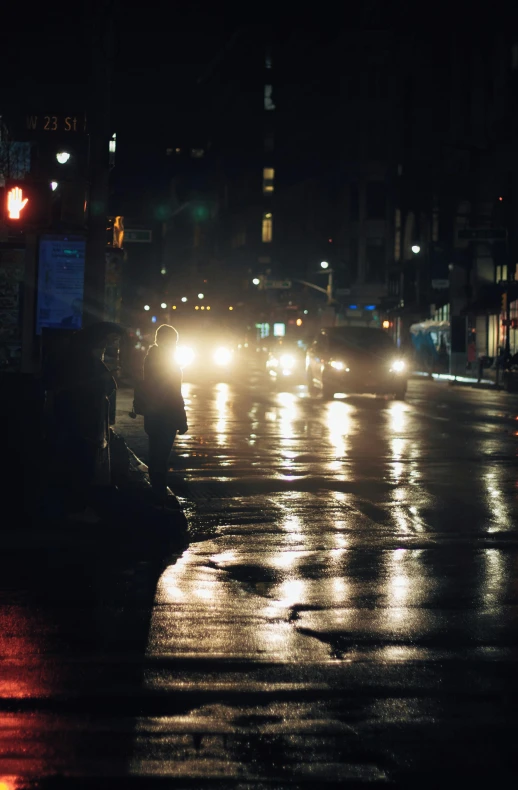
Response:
198,293,204,299
160,302,167,309
50,181,58,191
56,152,71,164
181,297,188,303
252,278,260,285
411,245,421,254
320,261,329,269
144,305,150,311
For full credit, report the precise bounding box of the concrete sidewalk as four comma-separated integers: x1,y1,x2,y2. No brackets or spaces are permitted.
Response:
1,432,188,556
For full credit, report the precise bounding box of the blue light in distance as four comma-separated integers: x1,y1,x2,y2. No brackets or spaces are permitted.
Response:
348,305,358,310
151,316,157,323
365,305,376,311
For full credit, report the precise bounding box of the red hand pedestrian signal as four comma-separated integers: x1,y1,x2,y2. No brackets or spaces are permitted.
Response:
7,186,28,219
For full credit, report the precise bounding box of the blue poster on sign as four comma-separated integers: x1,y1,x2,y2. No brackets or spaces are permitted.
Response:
36,235,85,335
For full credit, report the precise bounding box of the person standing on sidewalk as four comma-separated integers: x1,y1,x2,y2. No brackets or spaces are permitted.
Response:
143,324,188,504
45,322,123,522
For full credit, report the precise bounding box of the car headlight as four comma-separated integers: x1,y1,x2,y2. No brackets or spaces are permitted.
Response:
330,360,345,371
175,345,195,367
279,354,295,369
214,346,232,366
391,359,406,373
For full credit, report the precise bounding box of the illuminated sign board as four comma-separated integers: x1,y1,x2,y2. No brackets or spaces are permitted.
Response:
36,235,85,334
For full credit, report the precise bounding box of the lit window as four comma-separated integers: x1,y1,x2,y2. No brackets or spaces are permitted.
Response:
262,212,273,243
264,84,275,111
191,148,204,158
263,167,275,194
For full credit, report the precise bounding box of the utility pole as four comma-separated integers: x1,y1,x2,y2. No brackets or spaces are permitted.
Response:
83,1,113,326
295,276,335,304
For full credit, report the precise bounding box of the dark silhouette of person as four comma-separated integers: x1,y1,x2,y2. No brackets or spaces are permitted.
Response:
46,322,123,521
143,324,188,504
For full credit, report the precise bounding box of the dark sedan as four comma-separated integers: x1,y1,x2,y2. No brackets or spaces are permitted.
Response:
306,326,408,399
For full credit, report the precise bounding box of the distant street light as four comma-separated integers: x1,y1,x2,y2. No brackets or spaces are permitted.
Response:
411,245,421,254
50,181,58,191
56,152,71,164
160,302,167,309
181,297,188,302
160,268,167,275
252,278,260,285
320,261,329,269
144,305,150,311
198,293,204,299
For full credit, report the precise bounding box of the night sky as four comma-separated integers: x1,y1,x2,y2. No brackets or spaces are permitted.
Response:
0,0,506,221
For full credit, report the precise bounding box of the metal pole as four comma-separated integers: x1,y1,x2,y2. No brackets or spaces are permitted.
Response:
327,270,334,304
83,2,113,326
505,230,511,358
20,233,37,373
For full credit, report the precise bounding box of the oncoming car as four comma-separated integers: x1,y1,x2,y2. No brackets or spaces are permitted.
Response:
265,340,306,384
174,333,237,381
306,326,408,399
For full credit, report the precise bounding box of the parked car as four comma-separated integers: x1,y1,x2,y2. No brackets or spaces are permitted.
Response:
306,326,408,399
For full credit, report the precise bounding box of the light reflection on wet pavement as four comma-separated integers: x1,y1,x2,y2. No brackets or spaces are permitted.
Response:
1,371,518,786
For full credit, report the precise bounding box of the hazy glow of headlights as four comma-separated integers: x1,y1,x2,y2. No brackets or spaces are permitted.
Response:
175,345,195,367
330,360,345,371
279,354,295,369
214,347,232,366
391,359,406,373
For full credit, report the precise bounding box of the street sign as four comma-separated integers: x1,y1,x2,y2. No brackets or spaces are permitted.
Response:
263,279,291,289
24,114,87,134
457,228,507,241
432,279,449,289
125,229,152,243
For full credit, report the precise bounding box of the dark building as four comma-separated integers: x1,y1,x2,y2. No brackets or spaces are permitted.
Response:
392,25,518,371
152,14,403,334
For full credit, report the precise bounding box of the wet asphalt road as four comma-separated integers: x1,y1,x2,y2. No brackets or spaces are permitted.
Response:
2,364,518,787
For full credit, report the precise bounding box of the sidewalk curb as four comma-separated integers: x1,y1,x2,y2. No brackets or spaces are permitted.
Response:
0,434,188,556
410,372,499,390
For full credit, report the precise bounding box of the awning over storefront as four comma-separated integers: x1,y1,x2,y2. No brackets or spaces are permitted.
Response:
410,320,450,335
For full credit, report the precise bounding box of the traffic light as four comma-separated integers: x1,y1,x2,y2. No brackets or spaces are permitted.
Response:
6,186,28,219
1,182,38,227
193,203,209,222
